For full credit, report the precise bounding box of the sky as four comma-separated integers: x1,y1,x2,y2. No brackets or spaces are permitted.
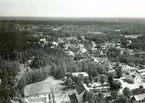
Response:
0,0,145,18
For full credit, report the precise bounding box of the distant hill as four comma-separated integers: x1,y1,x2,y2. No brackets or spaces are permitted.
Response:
0,17,145,25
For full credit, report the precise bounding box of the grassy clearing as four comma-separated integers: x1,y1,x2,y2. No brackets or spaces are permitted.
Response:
24,76,65,96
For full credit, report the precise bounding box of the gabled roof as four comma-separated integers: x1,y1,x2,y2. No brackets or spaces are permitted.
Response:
132,93,145,101
75,82,89,95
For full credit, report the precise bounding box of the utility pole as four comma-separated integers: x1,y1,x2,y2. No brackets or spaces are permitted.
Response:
51,87,56,103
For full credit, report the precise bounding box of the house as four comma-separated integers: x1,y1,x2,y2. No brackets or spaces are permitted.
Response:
69,82,89,103
124,71,142,84
0,79,1,85
91,41,97,51
115,29,121,32
124,34,143,39
66,51,75,57
53,26,62,32
79,36,85,41
79,48,87,54
88,82,110,93
64,43,71,50
131,93,145,103
39,38,46,43
122,65,138,72
87,31,103,35
51,41,59,48
58,37,65,43
52,41,58,46
72,72,89,77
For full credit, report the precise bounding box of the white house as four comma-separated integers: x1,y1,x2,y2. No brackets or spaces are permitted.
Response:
39,38,46,43
115,29,121,32
80,48,87,54
0,79,1,85
72,72,89,77
52,41,58,46
124,71,142,84
66,51,75,57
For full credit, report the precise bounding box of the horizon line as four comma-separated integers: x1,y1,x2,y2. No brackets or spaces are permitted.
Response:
1,16,145,19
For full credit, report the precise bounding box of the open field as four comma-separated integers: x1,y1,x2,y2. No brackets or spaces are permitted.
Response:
24,76,65,96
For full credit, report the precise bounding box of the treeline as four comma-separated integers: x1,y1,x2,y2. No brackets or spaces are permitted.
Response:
128,35,145,51
18,66,50,95
85,34,121,44
107,46,145,66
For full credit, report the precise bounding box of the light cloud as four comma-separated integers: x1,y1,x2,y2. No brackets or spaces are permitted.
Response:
0,0,145,17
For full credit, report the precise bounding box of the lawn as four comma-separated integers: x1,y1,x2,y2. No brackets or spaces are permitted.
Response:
24,76,65,96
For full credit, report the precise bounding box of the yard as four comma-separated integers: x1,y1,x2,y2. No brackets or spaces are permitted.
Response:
24,76,65,96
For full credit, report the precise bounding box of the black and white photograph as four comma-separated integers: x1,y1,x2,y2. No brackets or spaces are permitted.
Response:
0,0,145,103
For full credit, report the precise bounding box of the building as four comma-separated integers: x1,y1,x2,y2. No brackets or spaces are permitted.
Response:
65,50,75,57
122,65,138,72
124,71,142,84
79,48,87,54
131,93,145,103
0,79,1,85
87,31,103,35
72,72,89,77
64,43,71,50
69,82,89,103
88,82,110,93
124,34,143,39
39,38,46,43
115,29,121,32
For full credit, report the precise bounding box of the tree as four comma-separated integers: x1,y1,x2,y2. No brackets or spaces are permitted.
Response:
111,90,118,100
99,74,107,90
86,62,98,77
96,91,104,103
107,47,121,62
65,77,73,88
67,62,79,72
110,80,122,91
18,76,26,89
117,95,129,103
53,66,65,79
83,91,96,103
108,73,114,85
114,63,122,78
123,87,130,98
120,36,128,48
102,58,110,74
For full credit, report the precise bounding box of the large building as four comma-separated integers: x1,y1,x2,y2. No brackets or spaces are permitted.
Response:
124,71,142,84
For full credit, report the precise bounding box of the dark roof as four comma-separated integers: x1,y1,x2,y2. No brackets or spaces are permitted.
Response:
75,82,87,95
69,93,78,103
